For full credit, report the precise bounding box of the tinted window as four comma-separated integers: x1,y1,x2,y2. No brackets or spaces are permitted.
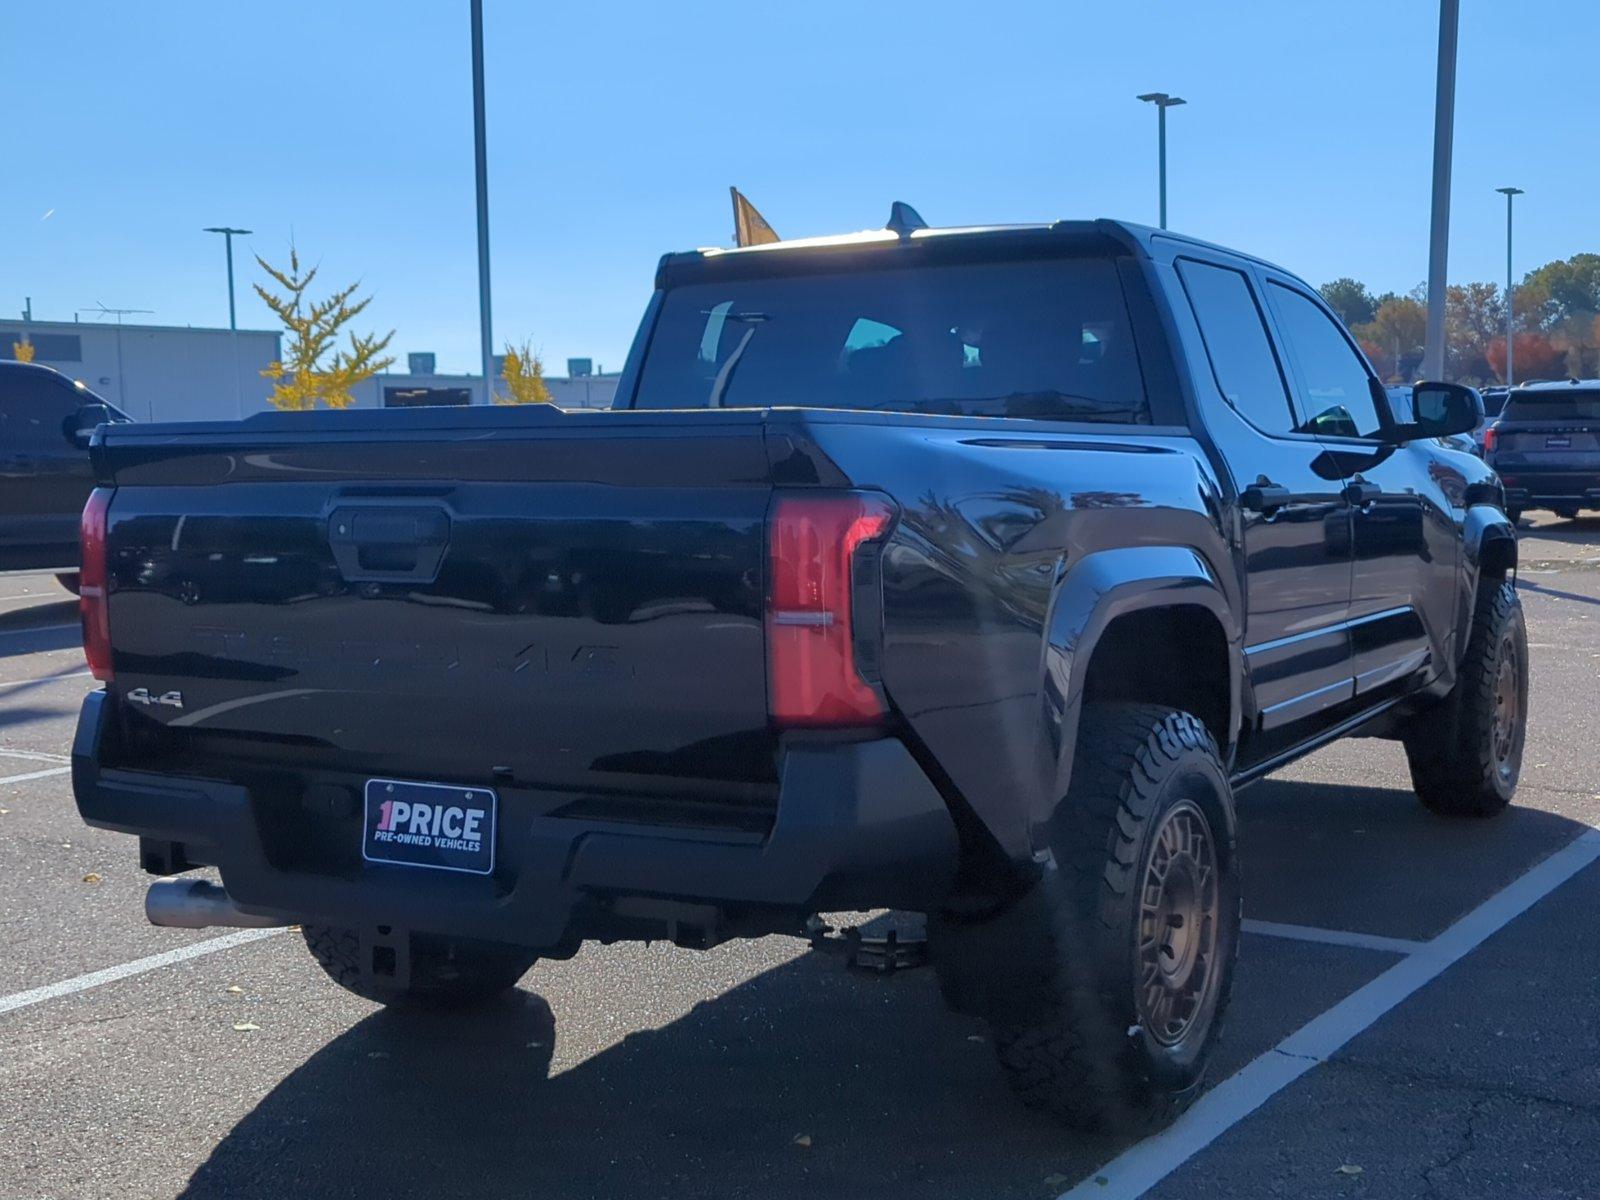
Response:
1267,283,1382,439
1177,260,1296,434
1503,389,1600,422
0,373,78,451
633,257,1149,422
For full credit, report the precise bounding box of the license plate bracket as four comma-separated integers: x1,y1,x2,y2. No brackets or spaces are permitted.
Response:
363,779,496,875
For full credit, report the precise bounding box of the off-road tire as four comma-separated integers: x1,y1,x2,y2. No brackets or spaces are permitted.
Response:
1504,508,1523,526
302,925,536,1009
1554,506,1580,521
1404,579,1527,817
938,704,1240,1133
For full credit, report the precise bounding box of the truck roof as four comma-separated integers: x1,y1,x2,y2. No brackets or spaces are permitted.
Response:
656,215,1293,287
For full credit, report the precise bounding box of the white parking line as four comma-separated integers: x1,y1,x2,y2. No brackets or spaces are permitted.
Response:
1062,828,1600,1200
0,766,71,786
0,622,81,636
1241,919,1427,956
0,748,70,764
0,929,287,1018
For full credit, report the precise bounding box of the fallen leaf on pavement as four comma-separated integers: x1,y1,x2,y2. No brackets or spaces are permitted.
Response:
225,985,244,994
232,1021,261,1032
1335,1164,1363,1176
1043,1174,1070,1187
81,873,102,884
792,1134,812,1148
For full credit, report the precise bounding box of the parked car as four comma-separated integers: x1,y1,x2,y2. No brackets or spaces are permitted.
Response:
1484,378,1600,521
71,217,1522,1133
1478,385,1509,453
0,361,129,588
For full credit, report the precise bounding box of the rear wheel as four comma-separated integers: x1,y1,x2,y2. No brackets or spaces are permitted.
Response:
1554,506,1580,521
55,572,80,596
935,704,1240,1133
302,924,537,1009
1404,579,1527,817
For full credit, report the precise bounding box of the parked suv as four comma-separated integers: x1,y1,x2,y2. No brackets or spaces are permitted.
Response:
1485,378,1600,521
0,360,129,588
72,217,1522,1133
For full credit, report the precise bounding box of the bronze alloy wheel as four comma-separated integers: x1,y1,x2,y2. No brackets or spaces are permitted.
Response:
1137,798,1221,1048
1492,634,1522,783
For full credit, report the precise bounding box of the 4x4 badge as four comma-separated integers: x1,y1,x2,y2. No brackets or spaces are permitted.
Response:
127,687,184,709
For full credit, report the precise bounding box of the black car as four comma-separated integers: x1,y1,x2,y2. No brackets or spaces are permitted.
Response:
1485,379,1600,520
72,216,1520,1133
0,360,129,587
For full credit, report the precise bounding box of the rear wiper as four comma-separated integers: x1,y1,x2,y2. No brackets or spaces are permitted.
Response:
706,313,770,409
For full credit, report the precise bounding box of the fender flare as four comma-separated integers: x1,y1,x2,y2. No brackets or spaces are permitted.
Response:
1463,504,1517,576
1451,504,1518,668
1033,545,1242,845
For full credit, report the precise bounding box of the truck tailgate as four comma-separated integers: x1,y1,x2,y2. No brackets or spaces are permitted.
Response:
97,410,777,807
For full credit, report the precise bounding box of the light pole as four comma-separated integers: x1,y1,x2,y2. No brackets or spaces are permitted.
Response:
204,226,252,417
1136,92,1186,230
470,0,495,402
1422,0,1459,381
1496,187,1523,386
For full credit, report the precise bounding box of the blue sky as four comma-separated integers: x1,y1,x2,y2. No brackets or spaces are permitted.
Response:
3,1,1595,374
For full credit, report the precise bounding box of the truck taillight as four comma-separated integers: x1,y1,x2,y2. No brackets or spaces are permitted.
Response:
767,491,896,728
80,488,112,682
1482,425,1497,454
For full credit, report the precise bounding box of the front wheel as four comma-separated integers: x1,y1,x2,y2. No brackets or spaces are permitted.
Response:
302,925,537,1009
937,704,1240,1133
1404,579,1527,817
56,572,80,596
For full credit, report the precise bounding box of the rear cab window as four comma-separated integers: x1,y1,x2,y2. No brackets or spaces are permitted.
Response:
632,255,1151,423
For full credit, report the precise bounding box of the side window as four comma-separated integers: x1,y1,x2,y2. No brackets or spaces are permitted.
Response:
1266,283,1383,439
1,375,77,452
1177,261,1297,435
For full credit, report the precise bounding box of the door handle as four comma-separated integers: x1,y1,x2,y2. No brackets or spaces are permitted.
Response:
328,504,451,584
1240,480,1292,513
1342,478,1382,507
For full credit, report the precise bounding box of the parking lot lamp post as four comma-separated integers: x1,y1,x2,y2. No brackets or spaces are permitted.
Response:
470,0,495,402
1422,0,1459,381
1496,187,1523,386
204,226,252,417
1136,92,1185,230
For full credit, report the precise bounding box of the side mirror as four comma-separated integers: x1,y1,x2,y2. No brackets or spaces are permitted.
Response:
1393,381,1482,442
64,403,113,448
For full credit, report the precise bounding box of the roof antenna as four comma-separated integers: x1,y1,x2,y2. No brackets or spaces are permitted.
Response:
885,201,928,238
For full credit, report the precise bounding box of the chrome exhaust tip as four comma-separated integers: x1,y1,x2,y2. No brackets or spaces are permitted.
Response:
144,879,288,930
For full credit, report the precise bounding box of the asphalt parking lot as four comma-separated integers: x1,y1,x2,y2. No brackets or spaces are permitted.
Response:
2,514,1598,1200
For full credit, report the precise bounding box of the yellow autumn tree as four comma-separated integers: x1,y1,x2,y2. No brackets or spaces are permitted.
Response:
12,339,35,363
253,245,395,410
495,340,553,405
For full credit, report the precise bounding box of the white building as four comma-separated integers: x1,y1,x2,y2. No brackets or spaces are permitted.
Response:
1,319,620,420
0,319,281,422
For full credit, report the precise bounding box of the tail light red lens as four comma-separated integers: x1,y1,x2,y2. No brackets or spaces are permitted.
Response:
80,488,113,681
1482,425,1498,454
767,491,896,727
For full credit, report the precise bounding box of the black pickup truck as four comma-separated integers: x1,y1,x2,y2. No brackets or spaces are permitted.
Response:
0,360,129,589
71,217,1524,1132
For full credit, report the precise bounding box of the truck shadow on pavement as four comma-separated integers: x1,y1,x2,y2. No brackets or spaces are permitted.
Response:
177,778,1590,1200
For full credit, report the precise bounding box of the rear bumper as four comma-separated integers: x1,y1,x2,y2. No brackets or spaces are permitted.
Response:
71,691,960,950
1494,468,1600,508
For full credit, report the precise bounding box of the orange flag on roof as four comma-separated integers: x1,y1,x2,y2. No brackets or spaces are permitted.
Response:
730,187,780,247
